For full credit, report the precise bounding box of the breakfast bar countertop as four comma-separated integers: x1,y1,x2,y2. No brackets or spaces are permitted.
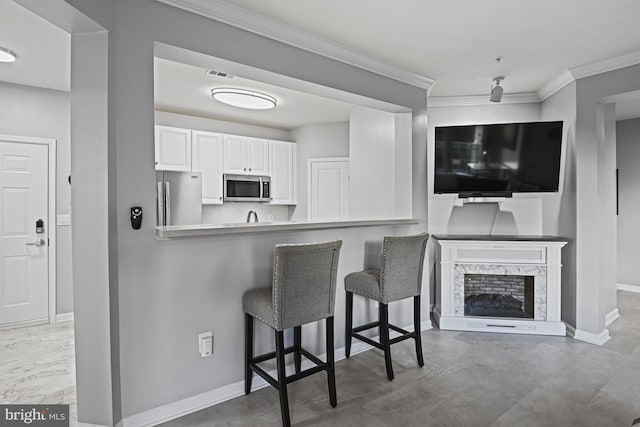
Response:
156,218,421,238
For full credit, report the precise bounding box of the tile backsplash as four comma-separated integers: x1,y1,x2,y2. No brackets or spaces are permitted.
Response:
202,202,290,224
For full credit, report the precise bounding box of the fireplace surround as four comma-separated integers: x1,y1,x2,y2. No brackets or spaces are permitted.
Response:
433,235,567,336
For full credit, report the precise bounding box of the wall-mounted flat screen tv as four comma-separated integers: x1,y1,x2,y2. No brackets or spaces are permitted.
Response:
434,121,563,198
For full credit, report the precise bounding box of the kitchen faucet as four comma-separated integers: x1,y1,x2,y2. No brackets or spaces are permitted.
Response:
246,210,259,223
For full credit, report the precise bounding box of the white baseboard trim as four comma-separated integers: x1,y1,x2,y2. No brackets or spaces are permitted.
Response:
121,321,431,427
78,423,111,427
617,283,640,293
565,324,611,346
605,308,620,327
0,318,48,331
55,312,74,323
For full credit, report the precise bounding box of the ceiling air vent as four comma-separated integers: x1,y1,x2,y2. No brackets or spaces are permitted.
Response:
205,69,234,79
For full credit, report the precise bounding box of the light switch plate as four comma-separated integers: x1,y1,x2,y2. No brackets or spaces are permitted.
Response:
198,331,213,358
57,214,71,226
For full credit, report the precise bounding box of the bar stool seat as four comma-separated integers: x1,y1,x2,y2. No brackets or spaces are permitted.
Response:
243,240,342,427
344,233,429,381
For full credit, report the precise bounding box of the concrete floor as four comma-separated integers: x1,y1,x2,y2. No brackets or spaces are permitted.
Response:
160,291,640,427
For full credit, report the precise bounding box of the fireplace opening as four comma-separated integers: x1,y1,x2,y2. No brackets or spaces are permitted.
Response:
464,274,534,319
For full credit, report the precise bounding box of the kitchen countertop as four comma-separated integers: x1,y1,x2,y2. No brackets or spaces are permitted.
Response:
156,218,421,238
432,234,567,242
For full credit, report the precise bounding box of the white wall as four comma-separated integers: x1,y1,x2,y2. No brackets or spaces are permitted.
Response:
394,113,413,217
0,81,73,315
349,106,395,219
541,81,577,327
427,102,546,235
289,121,349,221
155,110,291,141
616,118,640,289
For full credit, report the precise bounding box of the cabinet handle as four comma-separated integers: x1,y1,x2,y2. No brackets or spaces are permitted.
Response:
249,168,252,171
243,167,246,171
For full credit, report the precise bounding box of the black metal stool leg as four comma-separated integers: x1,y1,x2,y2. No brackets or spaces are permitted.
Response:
326,316,337,407
414,295,424,367
294,326,302,374
244,313,253,395
345,291,353,358
379,302,394,380
275,330,291,427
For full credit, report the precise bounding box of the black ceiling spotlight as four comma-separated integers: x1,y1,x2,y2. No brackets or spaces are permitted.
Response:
490,77,504,102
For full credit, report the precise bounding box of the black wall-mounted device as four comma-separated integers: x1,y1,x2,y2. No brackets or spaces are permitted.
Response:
131,207,143,230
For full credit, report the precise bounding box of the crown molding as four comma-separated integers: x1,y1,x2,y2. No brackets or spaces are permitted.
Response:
155,0,435,90
570,49,640,80
428,92,540,108
537,70,575,101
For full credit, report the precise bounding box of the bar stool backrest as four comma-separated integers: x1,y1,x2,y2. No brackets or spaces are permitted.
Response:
273,240,342,331
380,233,429,303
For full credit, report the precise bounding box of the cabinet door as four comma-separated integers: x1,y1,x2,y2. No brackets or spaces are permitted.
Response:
246,137,269,175
223,134,247,174
192,131,224,204
269,140,296,205
155,126,191,171
309,158,349,221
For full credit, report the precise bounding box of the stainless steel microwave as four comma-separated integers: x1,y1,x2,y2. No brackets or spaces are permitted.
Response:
223,174,271,202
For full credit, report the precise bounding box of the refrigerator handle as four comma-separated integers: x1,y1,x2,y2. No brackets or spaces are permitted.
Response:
157,182,165,226
165,182,171,225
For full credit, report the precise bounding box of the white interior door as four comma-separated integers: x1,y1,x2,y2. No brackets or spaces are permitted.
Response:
0,141,49,326
309,158,349,221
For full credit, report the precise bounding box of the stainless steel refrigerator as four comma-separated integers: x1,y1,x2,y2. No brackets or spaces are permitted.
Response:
156,171,203,226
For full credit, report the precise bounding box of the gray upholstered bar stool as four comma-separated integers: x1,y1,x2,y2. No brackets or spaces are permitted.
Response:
344,233,428,381
243,240,342,427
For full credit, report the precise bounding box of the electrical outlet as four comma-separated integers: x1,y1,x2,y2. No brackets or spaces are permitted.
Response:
198,331,213,358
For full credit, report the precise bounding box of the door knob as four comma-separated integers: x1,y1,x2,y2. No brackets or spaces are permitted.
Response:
26,238,46,247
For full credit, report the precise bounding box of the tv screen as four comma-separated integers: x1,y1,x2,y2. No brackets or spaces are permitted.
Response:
434,121,563,197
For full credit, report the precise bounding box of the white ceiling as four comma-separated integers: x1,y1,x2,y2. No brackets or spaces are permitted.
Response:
223,0,640,98
3,0,640,122
0,0,69,91
155,58,356,130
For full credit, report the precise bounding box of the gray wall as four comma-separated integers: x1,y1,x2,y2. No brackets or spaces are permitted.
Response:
616,118,640,289
573,63,640,335
65,0,428,421
71,29,117,425
541,82,578,327
0,81,73,315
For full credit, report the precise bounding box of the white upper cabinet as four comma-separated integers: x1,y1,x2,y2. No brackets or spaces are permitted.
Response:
223,135,269,175
191,130,224,204
246,137,269,175
222,134,246,174
269,140,297,205
155,126,192,171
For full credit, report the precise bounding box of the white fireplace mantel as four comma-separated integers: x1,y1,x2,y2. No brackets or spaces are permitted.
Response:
433,235,568,336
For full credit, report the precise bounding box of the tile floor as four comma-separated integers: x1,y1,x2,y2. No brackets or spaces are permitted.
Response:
161,291,640,427
0,319,76,425
1,292,638,427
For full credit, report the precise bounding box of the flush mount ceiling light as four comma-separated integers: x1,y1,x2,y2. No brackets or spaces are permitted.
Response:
210,87,277,110
0,47,17,63
489,77,504,103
